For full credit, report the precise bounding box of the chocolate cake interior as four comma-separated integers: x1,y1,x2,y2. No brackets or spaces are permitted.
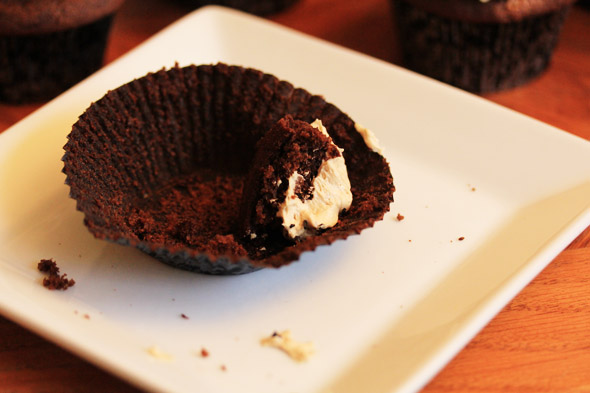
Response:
63,63,394,272
239,115,344,256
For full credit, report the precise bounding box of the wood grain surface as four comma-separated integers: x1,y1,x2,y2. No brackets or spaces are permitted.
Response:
1,0,589,392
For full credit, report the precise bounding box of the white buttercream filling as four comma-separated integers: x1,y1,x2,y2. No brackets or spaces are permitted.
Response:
260,330,315,362
311,118,330,138
277,120,353,239
354,123,383,154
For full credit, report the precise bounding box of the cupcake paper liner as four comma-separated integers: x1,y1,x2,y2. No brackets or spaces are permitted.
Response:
63,63,394,275
0,15,114,104
393,0,571,93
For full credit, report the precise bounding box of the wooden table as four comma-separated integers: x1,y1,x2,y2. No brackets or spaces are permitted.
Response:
1,1,589,392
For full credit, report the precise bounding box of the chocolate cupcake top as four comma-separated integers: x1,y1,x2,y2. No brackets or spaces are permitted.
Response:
0,0,125,35
399,0,576,23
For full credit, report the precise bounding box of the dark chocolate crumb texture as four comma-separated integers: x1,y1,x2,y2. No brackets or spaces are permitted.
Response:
37,258,76,290
63,63,394,274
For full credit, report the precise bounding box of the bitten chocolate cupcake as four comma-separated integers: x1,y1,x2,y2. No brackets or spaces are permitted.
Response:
176,0,299,16
62,63,394,275
392,0,575,93
0,0,124,104
239,115,353,255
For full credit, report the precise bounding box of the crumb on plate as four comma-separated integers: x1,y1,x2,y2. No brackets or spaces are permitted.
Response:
260,330,314,362
37,258,75,290
147,346,173,361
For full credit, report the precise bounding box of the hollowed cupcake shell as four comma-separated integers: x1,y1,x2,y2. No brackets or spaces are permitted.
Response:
63,63,394,275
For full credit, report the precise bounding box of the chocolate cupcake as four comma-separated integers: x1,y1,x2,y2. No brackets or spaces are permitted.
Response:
63,63,394,275
0,0,124,104
392,0,575,93
176,0,299,16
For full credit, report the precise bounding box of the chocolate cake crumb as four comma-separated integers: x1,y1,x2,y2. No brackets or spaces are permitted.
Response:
458,236,465,241
42,275,76,290
37,258,75,290
181,313,189,319
37,258,60,275
396,213,405,221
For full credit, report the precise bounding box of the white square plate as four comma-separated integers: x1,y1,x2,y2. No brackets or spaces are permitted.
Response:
1,6,589,393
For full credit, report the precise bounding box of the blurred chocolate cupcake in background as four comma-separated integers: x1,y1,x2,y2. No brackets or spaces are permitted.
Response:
0,0,125,104
391,0,576,93
176,0,299,16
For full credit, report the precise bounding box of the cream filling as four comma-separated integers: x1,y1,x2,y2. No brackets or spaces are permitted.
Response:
147,346,173,361
311,118,330,138
260,330,315,362
277,120,353,239
354,122,383,154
